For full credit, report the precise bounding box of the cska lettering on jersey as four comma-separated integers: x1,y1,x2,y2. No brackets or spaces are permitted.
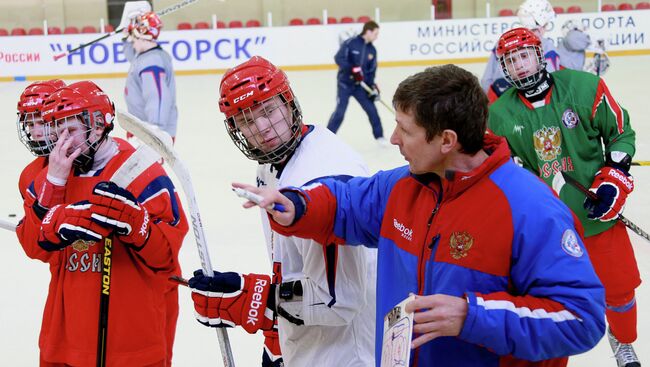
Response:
538,157,575,179
532,126,575,179
66,240,102,273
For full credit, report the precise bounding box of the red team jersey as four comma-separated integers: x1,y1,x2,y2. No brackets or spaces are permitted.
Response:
16,138,188,366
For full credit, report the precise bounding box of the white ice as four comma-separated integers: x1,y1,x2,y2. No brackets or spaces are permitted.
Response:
0,57,648,366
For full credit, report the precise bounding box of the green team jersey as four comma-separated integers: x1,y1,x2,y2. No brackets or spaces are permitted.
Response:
489,69,635,237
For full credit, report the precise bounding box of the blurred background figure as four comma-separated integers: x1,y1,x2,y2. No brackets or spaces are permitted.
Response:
327,21,387,147
557,19,591,71
123,6,179,142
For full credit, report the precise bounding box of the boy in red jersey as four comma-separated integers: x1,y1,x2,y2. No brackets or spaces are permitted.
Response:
16,80,188,366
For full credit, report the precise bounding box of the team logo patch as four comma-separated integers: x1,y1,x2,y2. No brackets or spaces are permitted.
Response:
450,231,473,260
533,126,562,161
71,239,97,252
561,109,580,129
561,229,583,258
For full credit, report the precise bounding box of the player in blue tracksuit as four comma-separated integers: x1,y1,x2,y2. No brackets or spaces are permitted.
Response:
327,21,385,144
235,65,605,367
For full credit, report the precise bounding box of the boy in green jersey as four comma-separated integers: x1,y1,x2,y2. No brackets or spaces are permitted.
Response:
488,27,641,367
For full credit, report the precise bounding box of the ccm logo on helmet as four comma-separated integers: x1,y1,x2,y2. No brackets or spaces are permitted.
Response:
234,91,254,104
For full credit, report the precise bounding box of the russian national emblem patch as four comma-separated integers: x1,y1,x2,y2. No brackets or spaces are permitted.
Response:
561,229,583,258
533,126,562,161
561,109,580,129
450,231,474,260
72,239,96,252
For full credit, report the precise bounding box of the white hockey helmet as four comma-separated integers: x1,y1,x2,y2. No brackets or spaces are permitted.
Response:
517,0,556,30
561,19,585,37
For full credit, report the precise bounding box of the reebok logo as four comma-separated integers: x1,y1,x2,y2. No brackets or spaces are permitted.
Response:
139,207,149,236
246,278,267,326
393,219,413,241
234,91,254,104
608,169,633,191
43,205,61,225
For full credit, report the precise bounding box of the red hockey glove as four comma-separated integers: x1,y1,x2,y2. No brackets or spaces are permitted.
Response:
39,202,111,251
351,66,364,83
89,181,151,248
262,327,283,367
584,166,634,221
189,270,275,334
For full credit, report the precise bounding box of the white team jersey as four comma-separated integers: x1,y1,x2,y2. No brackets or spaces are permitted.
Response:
257,125,377,367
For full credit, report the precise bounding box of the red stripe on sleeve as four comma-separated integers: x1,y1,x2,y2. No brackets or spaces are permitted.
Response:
270,184,345,245
592,79,624,134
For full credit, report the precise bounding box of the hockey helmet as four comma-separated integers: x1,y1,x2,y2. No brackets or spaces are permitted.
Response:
41,80,115,169
219,56,303,164
496,27,546,89
17,79,66,156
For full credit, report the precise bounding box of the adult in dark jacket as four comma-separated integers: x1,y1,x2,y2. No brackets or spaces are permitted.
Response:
327,21,386,146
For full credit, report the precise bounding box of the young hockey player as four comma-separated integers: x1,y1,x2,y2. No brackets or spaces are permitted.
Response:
16,79,66,195
489,27,641,367
481,0,560,103
187,56,377,366
16,80,188,366
124,10,179,141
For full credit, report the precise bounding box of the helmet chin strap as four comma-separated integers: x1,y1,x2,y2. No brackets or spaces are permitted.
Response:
521,69,553,103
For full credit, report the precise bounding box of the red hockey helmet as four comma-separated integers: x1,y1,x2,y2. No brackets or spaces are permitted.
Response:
219,56,303,164
17,79,66,156
496,27,545,90
129,11,162,40
41,81,115,169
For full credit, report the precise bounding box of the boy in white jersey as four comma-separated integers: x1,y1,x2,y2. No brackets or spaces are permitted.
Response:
187,56,377,366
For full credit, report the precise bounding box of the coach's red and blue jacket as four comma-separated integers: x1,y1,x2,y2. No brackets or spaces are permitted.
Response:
271,135,605,367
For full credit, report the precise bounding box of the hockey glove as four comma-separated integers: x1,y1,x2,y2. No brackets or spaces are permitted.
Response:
584,167,634,221
39,202,111,251
351,66,364,83
89,181,151,248
262,328,284,367
189,270,276,334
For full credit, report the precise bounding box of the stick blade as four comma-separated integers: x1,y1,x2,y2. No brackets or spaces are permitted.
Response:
116,109,176,166
110,144,161,188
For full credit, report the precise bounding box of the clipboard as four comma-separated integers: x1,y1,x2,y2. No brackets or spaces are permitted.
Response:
380,294,415,367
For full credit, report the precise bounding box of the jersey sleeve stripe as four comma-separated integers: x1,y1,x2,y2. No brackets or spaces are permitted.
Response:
592,79,625,134
476,296,581,322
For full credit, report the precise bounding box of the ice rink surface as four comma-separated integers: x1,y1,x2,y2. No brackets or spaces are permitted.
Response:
0,56,648,366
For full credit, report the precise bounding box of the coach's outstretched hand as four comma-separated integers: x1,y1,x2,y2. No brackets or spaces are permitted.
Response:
232,182,295,226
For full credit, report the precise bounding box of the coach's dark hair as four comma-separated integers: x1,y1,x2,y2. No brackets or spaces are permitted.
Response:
361,21,379,35
392,64,488,154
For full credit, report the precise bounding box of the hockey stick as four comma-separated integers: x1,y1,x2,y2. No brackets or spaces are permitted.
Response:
360,81,395,115
97,143,161,367
561,171,650,243
116,109,236,367
53,0,202,61
0,218,17,232
631,161,650,166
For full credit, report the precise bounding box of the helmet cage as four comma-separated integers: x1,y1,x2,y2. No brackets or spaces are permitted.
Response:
17,111,51,156
224,90,303,164
499,45,546,89
43,110,108,168
130,12,162,41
